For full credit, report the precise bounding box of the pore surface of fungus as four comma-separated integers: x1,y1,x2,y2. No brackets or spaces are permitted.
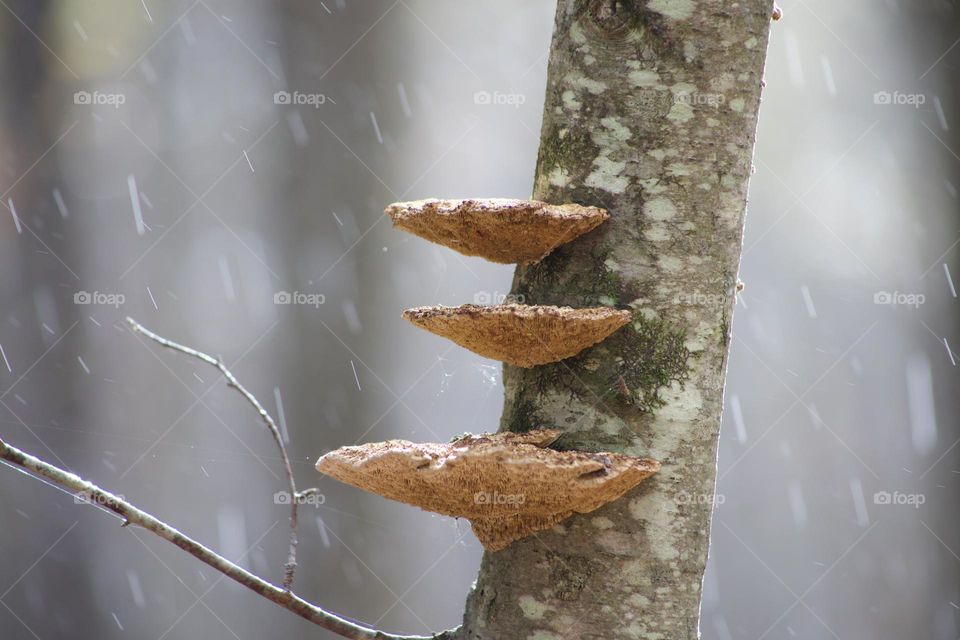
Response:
316,429,660,551
402,304,632,367
385,198,609,264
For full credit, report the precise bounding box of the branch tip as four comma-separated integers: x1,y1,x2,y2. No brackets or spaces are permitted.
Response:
126,318,304,589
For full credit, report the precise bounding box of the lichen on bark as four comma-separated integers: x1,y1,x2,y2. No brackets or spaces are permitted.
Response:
508,313,691,419
460,0,774,638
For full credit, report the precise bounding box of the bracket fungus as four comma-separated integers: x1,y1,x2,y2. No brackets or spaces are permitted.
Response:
402,303,632,367
316,429,660,551
385,198,609,264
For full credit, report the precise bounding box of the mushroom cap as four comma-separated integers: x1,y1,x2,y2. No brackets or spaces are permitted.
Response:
385,198,609,264
402,304,632,368
316,429,660,551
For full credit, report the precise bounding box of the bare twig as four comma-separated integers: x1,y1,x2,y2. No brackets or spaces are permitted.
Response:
0,437,458,640
126,316,306,590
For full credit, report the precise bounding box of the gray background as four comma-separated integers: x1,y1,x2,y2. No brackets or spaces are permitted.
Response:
0,1,957,638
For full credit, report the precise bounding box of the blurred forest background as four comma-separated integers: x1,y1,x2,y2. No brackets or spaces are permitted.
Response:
0,1,958,639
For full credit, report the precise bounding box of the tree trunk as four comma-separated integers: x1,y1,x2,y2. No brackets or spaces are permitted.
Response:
461,1,774,638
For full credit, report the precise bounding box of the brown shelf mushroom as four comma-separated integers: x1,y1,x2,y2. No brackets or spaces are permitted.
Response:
385,198,609,264
402,304,631,367
316,429,660,551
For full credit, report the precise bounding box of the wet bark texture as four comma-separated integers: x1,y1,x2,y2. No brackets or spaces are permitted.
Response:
461,1,773,638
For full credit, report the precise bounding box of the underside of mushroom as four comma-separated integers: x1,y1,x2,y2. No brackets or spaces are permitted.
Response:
385,198,609,264
315,429,660,551
402,304,632,367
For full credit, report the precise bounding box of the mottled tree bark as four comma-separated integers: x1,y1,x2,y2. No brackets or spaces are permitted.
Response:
461,1,774,638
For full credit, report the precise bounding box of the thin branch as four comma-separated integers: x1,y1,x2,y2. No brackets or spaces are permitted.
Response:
126,316,305,590
0,436,458,640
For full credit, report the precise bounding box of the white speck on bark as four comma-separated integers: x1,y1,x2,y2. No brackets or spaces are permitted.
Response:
585,115,633,191
667,101,695,124
570,75,607,94
647,0,696,21
639,178,668,194
597,529,641,556
600,116,632,142
644,197,678,221
656,382,704,422
629,492,679,562
622,558,654,587
667,163,693,177
684,320,718,353
570,20,588,45
629,69,661,88
658,255,683,272
566,74,607,96
548,167,571,188
586,156,629,194
644,223,671,242
519,595,552,620
529,633,562,640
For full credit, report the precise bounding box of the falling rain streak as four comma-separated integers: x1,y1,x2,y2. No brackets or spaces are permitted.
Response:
944,263,956,297
8,198,21,234
369,112,383,144
52,188,69,218
350,360,361,391
127,175,145,235
800,285,817,319
274,386,290,443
